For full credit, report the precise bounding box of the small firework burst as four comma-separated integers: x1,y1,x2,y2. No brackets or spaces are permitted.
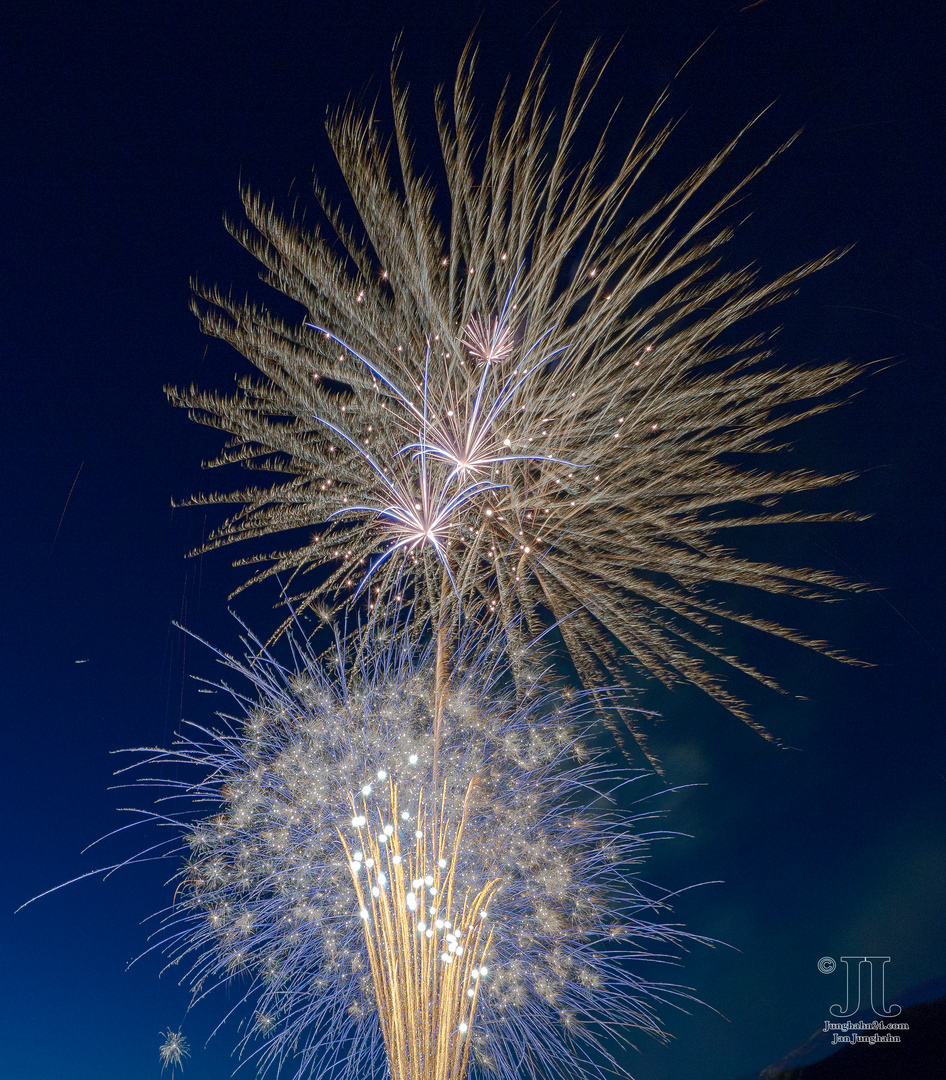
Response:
159,1028,189,1072
169,42,868,754
123,624,705,1080
460,314,516,364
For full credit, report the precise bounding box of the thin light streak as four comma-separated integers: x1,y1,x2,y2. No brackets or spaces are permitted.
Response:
50,460,84,554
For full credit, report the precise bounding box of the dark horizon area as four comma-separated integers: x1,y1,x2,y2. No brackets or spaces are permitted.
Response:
3,2,944,1079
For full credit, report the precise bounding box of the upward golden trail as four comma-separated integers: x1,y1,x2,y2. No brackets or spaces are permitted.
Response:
341,781,497,1080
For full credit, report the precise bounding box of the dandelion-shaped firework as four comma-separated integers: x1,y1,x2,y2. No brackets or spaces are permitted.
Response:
126,624,704,1080
169,42,868,751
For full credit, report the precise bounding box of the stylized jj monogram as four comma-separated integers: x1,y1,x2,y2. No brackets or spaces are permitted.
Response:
830,956,901,1017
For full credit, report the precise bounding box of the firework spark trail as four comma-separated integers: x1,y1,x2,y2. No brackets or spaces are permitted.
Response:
169,41,869,755
100,620,706,1080
340,780,497,1080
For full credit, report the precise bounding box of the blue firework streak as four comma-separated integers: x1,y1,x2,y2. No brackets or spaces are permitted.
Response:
116,622,709,1080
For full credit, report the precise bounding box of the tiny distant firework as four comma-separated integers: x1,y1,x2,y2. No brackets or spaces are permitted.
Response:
159,1028,189,1074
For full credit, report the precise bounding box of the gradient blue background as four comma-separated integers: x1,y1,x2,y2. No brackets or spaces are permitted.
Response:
3,1,944,1078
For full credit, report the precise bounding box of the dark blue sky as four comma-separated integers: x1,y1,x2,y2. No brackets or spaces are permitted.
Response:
3,2,944,1078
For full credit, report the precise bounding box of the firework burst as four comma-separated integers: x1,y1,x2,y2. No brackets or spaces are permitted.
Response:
119,623,704,1080
159,1029,189,1074
168,42,868,751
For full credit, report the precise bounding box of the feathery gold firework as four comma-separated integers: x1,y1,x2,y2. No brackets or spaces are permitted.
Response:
169,42,867,753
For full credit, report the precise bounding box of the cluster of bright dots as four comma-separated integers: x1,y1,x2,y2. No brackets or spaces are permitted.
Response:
346,759,492,1040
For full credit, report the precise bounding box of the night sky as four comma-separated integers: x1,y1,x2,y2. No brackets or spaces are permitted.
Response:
3,2,945,1079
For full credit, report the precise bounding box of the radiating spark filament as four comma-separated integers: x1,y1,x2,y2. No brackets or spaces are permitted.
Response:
341,780,496,1080
461,315,515,364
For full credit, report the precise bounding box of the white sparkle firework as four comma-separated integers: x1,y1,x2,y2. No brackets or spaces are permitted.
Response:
159,1029,189,1072
117,624,706,1080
